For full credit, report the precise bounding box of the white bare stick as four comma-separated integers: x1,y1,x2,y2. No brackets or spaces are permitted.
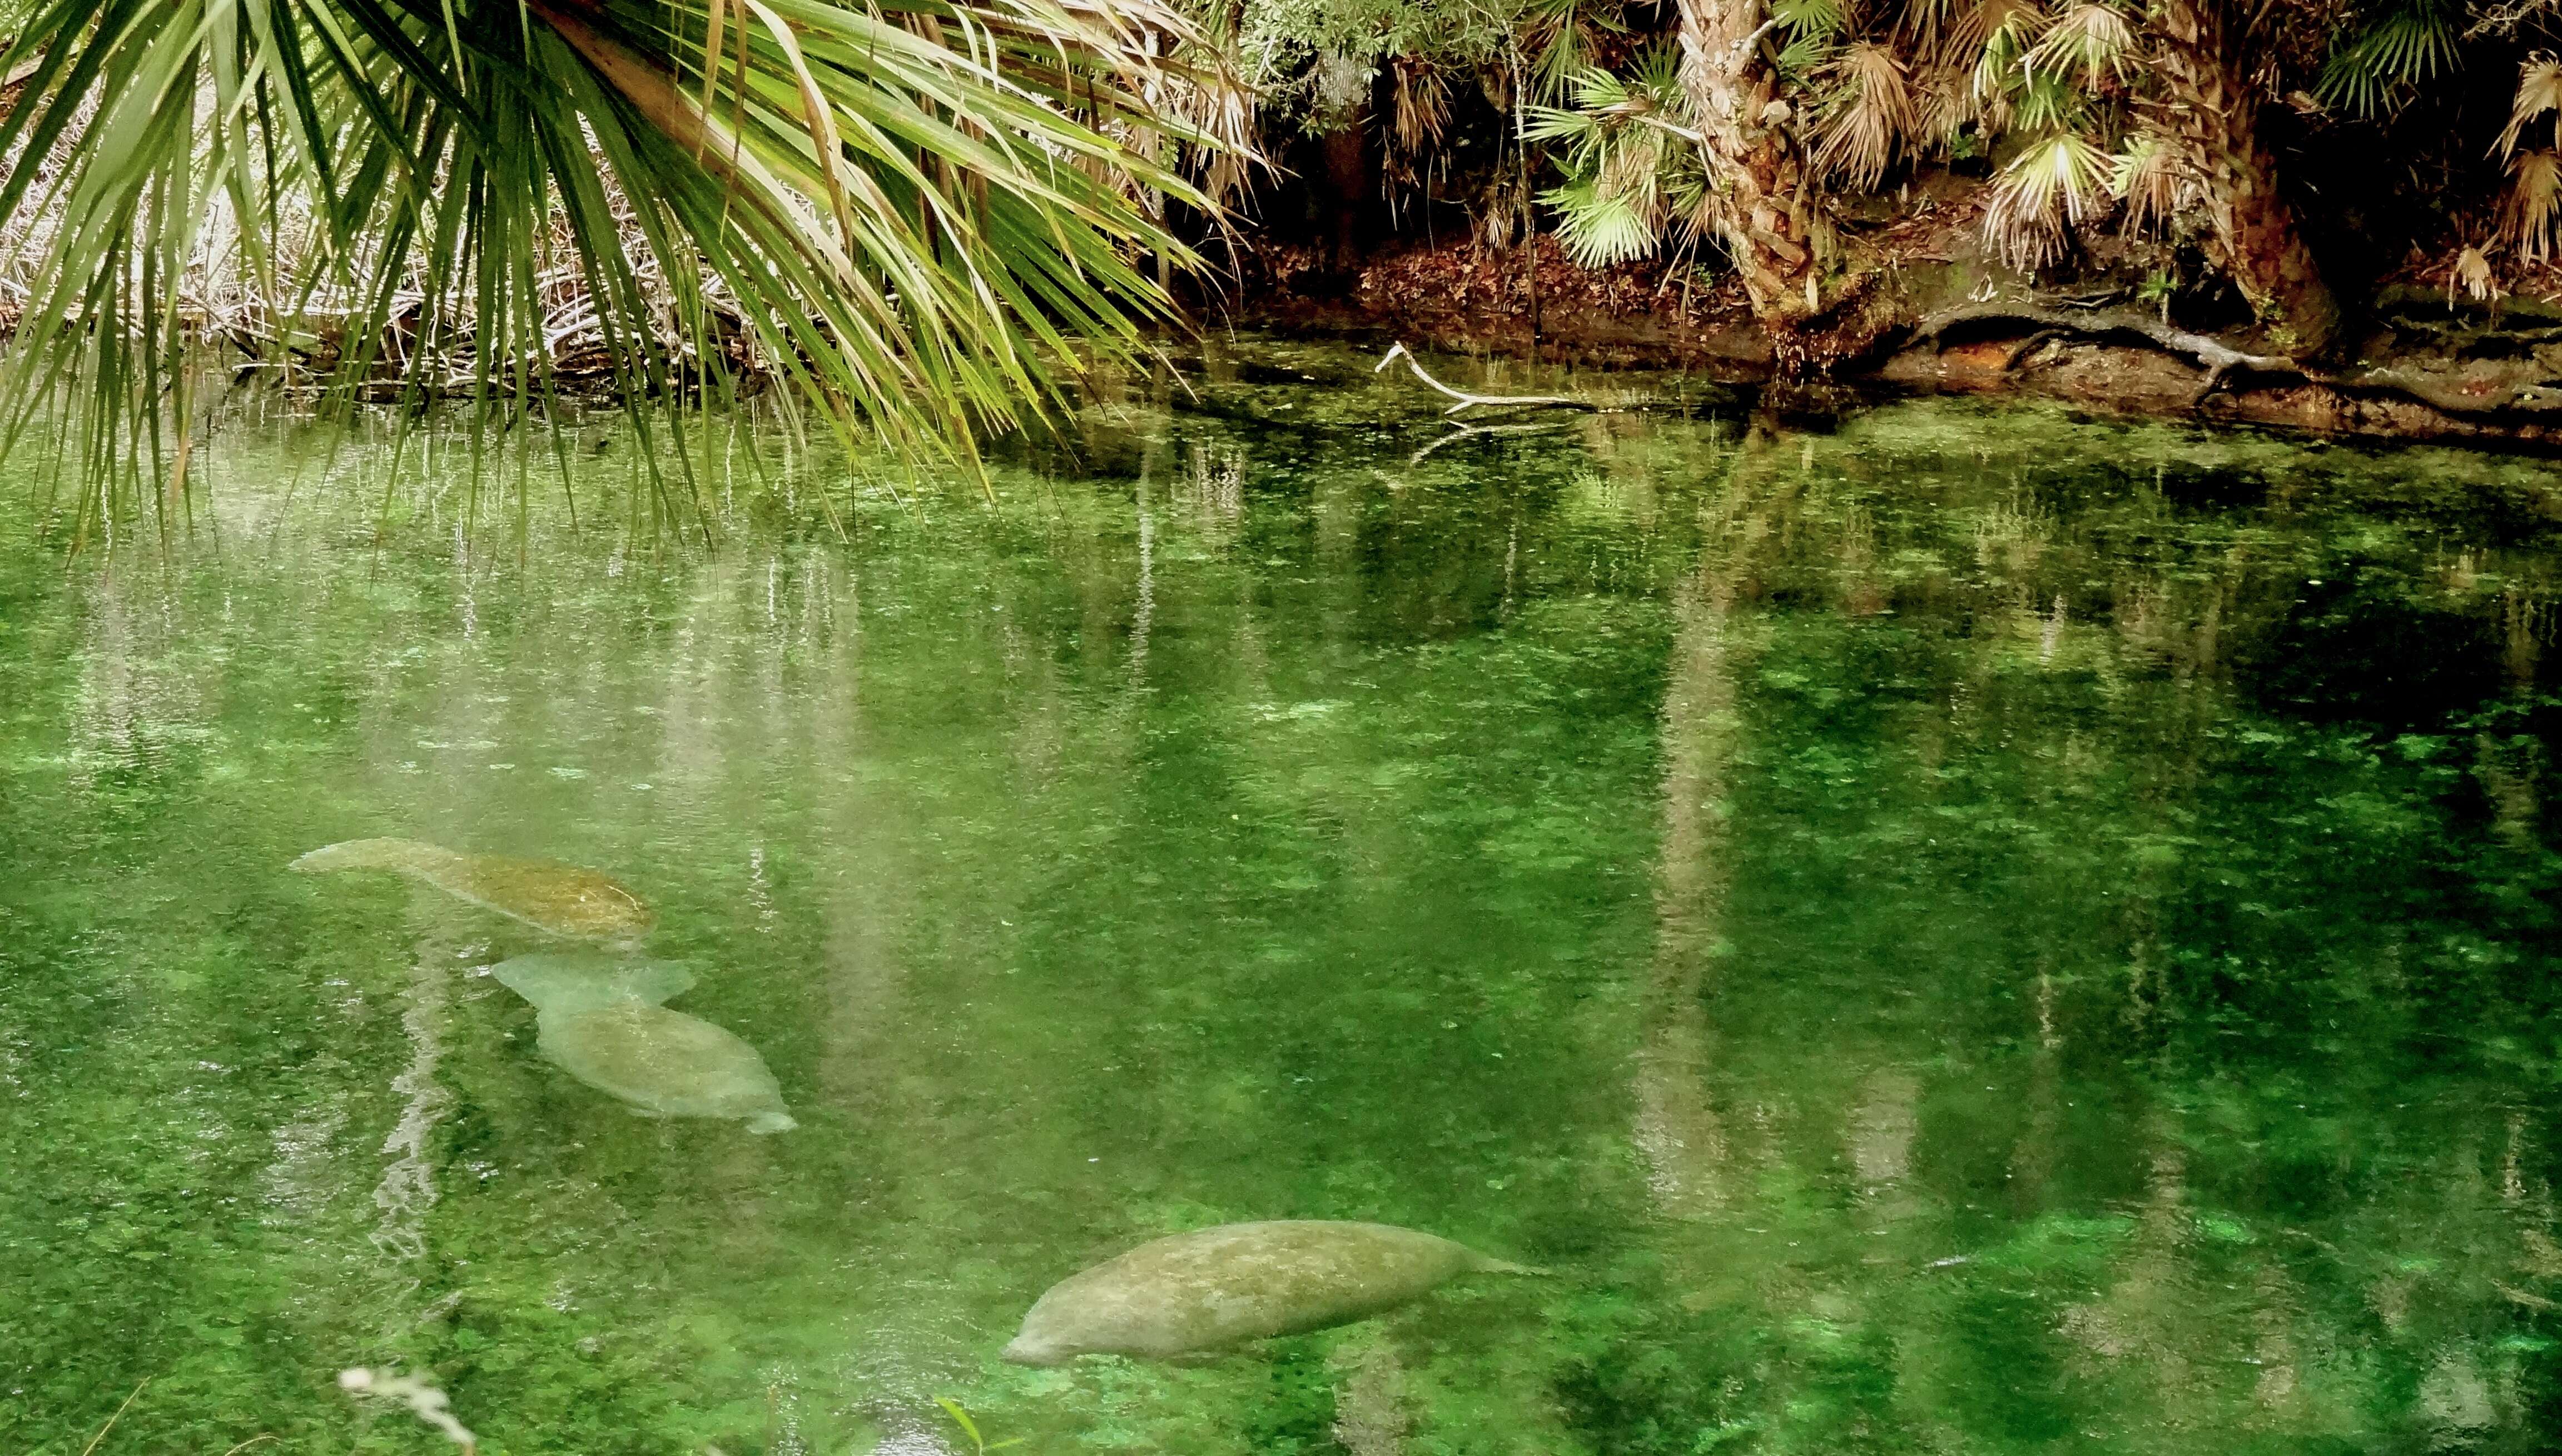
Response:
1375,342,1592,416
341,1369,476,1456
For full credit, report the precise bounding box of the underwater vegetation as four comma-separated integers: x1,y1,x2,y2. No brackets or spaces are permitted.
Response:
8,347,2562,1453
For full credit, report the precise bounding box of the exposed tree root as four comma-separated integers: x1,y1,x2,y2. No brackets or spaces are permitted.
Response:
1914,302,2562,420
1914,304,2308,405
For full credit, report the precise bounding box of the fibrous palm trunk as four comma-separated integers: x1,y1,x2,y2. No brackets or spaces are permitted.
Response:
2157,0,2340,356
1675,0,1826,365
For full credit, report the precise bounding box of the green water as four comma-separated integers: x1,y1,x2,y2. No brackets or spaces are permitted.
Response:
7,342,2562,1454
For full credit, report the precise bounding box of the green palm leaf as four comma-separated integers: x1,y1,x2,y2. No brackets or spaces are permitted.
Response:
0,0,1243,518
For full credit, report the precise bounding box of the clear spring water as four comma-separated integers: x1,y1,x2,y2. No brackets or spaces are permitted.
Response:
7,340,2562,1454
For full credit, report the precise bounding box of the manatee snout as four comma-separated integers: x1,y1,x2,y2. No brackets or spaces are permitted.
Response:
1000,1334,1068,1366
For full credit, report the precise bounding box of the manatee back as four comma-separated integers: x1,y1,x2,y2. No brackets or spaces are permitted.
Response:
494,952,696,1016
536,1002,792,1129
1016,1220,1489,1361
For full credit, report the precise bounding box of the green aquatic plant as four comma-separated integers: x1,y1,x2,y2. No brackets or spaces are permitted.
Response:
935,1397,1026,1453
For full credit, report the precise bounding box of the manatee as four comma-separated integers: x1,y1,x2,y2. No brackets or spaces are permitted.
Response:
536,1000,797,1134
492,951,696,1017
292,837,653,941
1000,1220,1539,1365
489,951,795,1134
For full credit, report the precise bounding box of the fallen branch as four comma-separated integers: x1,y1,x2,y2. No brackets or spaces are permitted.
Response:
1915,304,2306,404
1376,341,1595,415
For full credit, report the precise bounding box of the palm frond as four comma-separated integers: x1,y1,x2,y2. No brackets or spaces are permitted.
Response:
2500,148,2562,265
0,0,1245,513
1812,42,1916,190
2497,53,2562,158
2315,0,2462,118
1984,127,2109,267
1964,0,2049,103
1391,58,1453,161
2109,130,2196,238
1908,62,1977,148
2022,2,2131,90
1542,172,1663,266
1772,0,1851,75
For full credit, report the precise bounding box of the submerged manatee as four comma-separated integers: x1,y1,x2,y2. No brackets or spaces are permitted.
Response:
489,955,795,1135
537,1001,797,1134
493,951,696,1017
1001,1220,1538,1365
292,837,653,941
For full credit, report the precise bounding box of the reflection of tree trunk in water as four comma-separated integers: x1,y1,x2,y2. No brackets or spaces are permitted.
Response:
2008,970,2062,1214
2060,1116,2219,1414
1130,362,1167,697
1632,435,1767,1219
2475,732,2543,851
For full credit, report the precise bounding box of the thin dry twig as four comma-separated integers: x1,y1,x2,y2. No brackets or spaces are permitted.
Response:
80,1380,148,1456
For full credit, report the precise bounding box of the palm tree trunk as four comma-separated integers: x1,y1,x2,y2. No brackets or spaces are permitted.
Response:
1674,0,1824,360
2157,0,2340,356
1322,111,1372,271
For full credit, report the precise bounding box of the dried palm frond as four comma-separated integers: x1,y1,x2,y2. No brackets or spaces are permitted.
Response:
1896,0,1970,57
1813,43,1918,189
1909,63,1978,148
2024,2,2132,90
1984,128,2110,267
1391,59,1453,162
2500,149,2562,265
2498,53,2562,158
2450,245,2500,304
2109,130,2197,237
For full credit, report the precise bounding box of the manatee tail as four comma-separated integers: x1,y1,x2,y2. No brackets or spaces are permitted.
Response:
494,953,695,1015
746,1110,799,1135
291,837,433,874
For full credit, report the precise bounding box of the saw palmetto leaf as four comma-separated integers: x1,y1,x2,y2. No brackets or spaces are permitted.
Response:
1810,41,1915,190
2498,53,2562,159
2500,148,2562,265
0,0,1244,522
1984,126,2109,267
2315,0,2461,118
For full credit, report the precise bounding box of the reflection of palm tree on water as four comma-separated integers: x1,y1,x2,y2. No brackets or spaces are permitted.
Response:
1622,423,2365,1444
1630,424,1766,1223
